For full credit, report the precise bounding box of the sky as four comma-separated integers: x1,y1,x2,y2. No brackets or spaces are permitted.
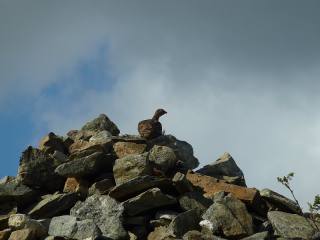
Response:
1,0,320,208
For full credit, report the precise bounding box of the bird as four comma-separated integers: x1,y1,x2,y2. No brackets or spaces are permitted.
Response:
138,109,167,140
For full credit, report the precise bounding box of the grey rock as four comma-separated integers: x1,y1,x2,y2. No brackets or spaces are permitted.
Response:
28,193,78,219
17,147,65,191
179,191,212,214
113,153,152,185
55,152,114,177
268,211,316,239
183,230,226,240
241,231,269,239
169,209,200,238
8,214,47,238
148,135,199,170
48,215,101,240
81,114,120,136
70,194,127,240
109,175,172,201
196,152,246,186
88,178,115,196
149,145,177,174
123,188,177,216
51,150,68,162
0,179,37,207
260,188,301,214
89,130,112,143
172,172,193,194
202,192,254,238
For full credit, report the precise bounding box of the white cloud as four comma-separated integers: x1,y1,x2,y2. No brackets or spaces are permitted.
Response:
1,0,320,207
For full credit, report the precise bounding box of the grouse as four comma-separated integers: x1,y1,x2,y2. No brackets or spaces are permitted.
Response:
138,109,167,139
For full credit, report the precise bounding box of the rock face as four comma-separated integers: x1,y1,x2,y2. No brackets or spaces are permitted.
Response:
2,113,319,240
113,153,152,185
70,194,127,240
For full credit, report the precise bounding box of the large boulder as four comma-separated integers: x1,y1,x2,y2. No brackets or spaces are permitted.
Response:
202,192,254,238
28,193,79,219
55,152,114,178
260,188,301,214
113,153,152,185
267,211,316,239
81,114,120,136
123,188,177,216
70,194,127,240
148,135,199,170
149,145,177,174
17,147,65,192
48,215,101,240
197,152,246,186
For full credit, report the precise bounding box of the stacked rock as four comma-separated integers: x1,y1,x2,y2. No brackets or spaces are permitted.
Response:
0,113,318,240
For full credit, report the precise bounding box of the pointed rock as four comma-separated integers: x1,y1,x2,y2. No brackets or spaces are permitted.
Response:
197,152,246,186
81,114,120,136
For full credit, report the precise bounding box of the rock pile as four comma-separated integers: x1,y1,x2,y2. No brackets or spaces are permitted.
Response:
0,113,318,240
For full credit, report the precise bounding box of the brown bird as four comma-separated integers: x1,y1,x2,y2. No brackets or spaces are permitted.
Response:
138,109,167,139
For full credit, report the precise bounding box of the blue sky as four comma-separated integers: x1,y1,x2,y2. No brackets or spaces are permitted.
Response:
1,0,320,207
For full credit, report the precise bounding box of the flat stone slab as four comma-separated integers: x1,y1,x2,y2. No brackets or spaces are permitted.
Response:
28,193,78,219
123,188,177,216
109,175,172,201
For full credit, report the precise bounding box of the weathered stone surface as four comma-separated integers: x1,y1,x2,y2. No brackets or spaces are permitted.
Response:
8,229,34,240
17,147,65,191
147,226,176,240
268,211,316,239
0,179,37,207
55,152,114,177
70,194,127,240
149,145,177,174
197,152,246,186
186,171,259,205
88,178,115,196
183,230,226,240
48,215,101,240
202,192,254,238
113,153,152,185
0,229,11,240
89,130,112,143
113,142,147,159
28,193,78,219
172,172,193,194
63,177,88,196
39,132,67,155
169,209,200,237
81,113,120,136
260,188,301,214
68,140,112,155
241,231,269,240
123,188,177,216
67,129,96,141
179,191,212,214
109,175,172,201
8,214,46,238
148,135,199,170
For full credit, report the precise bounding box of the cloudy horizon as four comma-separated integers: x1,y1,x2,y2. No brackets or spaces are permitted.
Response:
1,0,320,208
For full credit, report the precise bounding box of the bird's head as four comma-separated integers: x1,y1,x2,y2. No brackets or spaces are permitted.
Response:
152,108,167,120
